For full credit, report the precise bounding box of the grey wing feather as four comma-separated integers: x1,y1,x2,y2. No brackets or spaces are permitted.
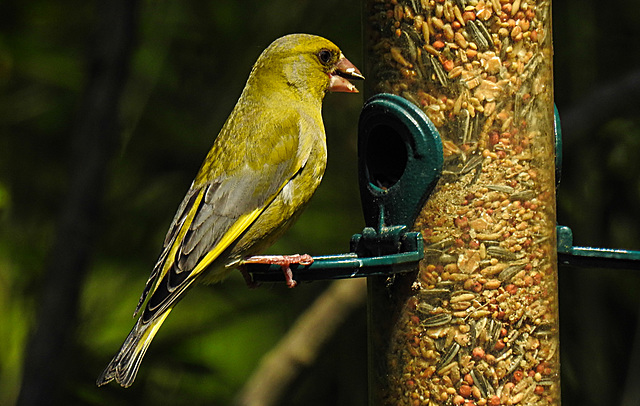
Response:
135,158,298,323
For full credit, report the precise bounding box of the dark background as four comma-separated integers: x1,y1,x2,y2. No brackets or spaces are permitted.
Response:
1,0,639,405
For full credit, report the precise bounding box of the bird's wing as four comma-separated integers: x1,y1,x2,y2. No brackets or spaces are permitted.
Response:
134,110,315,323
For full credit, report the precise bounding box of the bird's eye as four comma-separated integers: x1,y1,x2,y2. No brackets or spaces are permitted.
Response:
317,49,333,64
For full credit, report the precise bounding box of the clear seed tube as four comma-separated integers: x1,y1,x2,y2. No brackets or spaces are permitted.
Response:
364,0,560,405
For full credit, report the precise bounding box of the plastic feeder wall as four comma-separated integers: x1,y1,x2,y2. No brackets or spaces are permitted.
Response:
363,1,560,405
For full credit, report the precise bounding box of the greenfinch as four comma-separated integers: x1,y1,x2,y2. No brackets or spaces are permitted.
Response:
97,33,363,387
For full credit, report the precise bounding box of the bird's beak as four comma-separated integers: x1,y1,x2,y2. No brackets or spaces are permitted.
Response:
329,54,364,93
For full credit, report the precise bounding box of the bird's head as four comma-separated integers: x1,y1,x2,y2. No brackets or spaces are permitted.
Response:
249,34,364,101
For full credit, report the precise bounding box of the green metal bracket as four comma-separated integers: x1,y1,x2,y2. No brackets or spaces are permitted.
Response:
554,107,640,269
247,94,443,283
557,226,640,269
247,234,425,283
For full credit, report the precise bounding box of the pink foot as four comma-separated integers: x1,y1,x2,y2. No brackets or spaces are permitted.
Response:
243,254,314,288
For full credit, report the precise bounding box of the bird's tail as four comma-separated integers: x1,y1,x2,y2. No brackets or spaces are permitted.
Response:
96,309,172,387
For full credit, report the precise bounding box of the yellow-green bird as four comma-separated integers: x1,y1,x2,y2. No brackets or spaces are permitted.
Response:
96,33,363,387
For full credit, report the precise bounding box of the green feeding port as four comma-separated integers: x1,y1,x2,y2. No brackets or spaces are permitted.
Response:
357,93,443,231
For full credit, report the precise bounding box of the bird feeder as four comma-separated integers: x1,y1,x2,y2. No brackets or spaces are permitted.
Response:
362,1,561,404
245,1,640,405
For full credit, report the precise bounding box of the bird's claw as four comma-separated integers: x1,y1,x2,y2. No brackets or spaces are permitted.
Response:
239,265,260,289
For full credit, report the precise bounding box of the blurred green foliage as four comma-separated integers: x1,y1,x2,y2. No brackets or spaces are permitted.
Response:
1,0,639,405
1,0,365,404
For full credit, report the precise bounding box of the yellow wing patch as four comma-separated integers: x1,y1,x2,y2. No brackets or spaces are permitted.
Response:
150,139,308,299
191,208,262,275
157,189,206,282
151,189,263,299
